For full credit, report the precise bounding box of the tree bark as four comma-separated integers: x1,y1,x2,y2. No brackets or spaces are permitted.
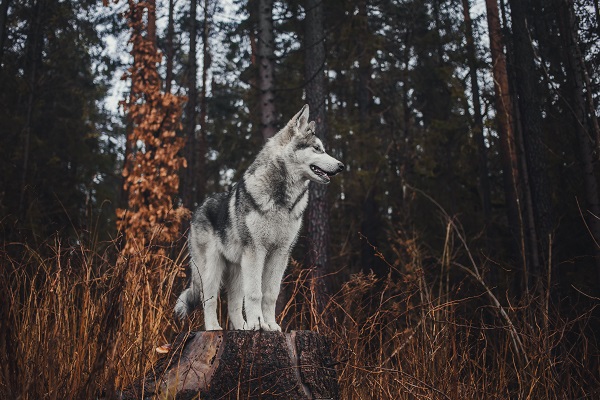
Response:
165,0,174,93
257,0,276,141
147,0,156,48
0,0,11,63
355,0,385,277
19,0,45,222
594,0,600,36
557,0,600,283
485,0,528,289
509,0,553,287
305,0,330,315
183,0,198,210
196,0,210,203
120,331,340,400
462,0,492,222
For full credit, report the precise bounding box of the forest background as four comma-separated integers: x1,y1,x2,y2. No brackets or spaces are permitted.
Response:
1,0,600,398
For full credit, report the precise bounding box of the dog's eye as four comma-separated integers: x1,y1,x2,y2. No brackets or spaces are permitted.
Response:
313,145,320,152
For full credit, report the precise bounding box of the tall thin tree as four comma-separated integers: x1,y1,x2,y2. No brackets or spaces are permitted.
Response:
356,0,385,277
0,0,11,63
462,0,491,221
183,0,199,210
18,0,45,222
305,0,330,314
197,0,210,202
485,0,528,291
165,0,175,93
257,0,276,140
557,0,600,283
509,0,553,288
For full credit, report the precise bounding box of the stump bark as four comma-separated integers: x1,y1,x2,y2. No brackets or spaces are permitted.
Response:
122,331,339,400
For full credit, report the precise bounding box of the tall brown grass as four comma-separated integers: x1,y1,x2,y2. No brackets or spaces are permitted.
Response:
0,235,184,399
1,219,599,399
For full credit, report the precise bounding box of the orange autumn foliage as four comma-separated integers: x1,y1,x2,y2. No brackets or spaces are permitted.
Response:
116,0,189,257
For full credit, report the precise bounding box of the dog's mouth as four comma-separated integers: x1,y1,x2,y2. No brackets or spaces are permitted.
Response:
310,165,333,183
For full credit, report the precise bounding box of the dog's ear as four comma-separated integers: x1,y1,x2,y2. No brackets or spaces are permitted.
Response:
295,104,310,131
279,105,310,144
307,121,316,135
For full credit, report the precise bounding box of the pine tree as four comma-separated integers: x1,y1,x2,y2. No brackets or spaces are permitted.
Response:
484,0,528,290
197,0,212,203
182,0,198,210
508,0,553,288
0,0,10,62
0,0,119,242
461,0,491,222
555,0,600,283
257,0,277,140
305,0,330,312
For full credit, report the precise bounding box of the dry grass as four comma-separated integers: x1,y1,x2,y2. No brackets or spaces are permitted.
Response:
1,221,599,399
0,235,184,399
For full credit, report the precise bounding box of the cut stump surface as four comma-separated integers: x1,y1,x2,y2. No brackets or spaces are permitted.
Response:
122,330,339,400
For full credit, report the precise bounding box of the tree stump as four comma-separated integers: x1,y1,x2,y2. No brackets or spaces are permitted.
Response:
121,331,339,400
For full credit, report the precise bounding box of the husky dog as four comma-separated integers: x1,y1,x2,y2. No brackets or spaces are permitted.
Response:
175,105,344,331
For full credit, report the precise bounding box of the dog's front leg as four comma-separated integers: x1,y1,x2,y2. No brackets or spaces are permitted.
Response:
226,264,246,329
201,246,225,331
261,248,289,332
240,247,270,330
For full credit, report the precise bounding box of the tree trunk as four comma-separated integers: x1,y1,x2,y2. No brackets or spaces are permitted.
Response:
196,0,210,203
485,0,527,291
19,0,45,222
147,0,156,48
0,0,11,63
502,0,540,294
257,0,276,141
594,0,600,36
462,0,492,222
509,0,553,288
356,0,380,276
120,331,340,400
510,84,540,294
165,0,174,93
183,0,198,210
557,0,600,283
305,0,330,315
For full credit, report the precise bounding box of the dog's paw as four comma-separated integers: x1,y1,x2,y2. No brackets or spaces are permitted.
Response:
239,318,258,330
242,321,262,331
242,317,272,331
263,321,282,332
204,322,223,331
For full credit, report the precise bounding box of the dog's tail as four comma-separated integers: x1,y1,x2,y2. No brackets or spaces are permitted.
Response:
174,285,201,320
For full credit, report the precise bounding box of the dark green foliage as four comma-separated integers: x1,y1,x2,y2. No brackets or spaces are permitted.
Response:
0,0,121,243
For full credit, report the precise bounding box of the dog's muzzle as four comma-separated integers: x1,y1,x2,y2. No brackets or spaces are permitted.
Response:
310,162,344,184
334,162,344,175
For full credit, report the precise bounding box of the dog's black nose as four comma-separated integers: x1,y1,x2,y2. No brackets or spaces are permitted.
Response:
337,163,345,173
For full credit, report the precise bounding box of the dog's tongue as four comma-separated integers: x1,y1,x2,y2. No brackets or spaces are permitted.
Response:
312,165,330,181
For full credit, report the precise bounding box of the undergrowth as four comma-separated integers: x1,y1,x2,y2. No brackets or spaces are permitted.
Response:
1,219,599,399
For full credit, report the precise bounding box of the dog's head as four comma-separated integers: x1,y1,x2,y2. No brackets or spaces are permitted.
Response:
279,105,344,184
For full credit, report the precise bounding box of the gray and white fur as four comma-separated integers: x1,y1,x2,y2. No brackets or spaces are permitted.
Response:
175,105,344,331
